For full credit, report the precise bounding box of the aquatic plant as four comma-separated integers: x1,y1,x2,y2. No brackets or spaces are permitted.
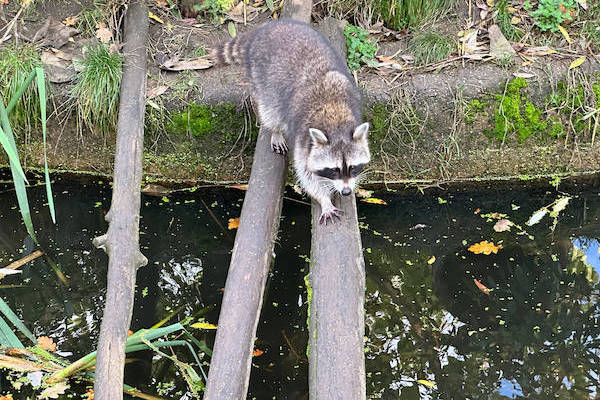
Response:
0,67,55,242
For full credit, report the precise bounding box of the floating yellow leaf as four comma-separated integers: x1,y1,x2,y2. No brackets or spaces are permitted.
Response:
558,25,571,43
228,217,240,230
569,56,586,69
361,198,387,205
148,11,164,24
253,348,264,356
427,256,436,264
37,336,56,352
474,279,491,295
191,322,218,330
468,241,502,255
417,379,436,387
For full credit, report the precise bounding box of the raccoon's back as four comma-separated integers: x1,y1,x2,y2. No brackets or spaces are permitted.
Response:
213,20,349,84
244,20,349,85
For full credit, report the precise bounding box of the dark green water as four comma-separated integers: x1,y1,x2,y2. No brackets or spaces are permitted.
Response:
1,176,599,399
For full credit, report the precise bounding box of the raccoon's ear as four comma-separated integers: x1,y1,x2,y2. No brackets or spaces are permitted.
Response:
309,128,329,145
353,122,369,142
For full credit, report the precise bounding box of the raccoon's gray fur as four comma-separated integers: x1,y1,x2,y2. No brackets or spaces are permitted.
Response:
212,19,370,224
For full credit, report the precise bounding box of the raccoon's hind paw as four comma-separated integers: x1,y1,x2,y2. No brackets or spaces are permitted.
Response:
319,207,343,225
270,132,288,155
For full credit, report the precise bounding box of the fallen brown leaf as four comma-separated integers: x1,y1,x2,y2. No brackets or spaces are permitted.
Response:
159,57,212,71
146,85,168,100
474,279,491,295
39,382,69,399
95,27,112,43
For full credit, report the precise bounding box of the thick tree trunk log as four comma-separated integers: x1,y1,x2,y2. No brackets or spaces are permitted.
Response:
91,1,149,399
308,17,367,400
203,1,312,398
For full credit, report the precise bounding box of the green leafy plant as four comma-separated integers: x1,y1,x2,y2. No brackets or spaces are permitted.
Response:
345,24,377,71
408,31,453,65
72,44,122,135
530,0,577,32
0,67,55,242
193,0,234,24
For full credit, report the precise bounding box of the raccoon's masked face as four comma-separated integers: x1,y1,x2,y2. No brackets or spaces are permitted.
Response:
307,122,371,196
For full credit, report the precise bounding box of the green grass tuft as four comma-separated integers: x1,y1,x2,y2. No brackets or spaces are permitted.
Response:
0,44,42,135
77,7,107,36
72,44,122,135
408,31,454,65
496,0,523,41
377,0,455,31
582,8,600,48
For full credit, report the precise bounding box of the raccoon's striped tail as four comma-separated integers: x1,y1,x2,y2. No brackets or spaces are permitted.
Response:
210,35,247,67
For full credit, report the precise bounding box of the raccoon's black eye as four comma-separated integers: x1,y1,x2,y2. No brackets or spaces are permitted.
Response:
349,164,365,177
316,167,341,180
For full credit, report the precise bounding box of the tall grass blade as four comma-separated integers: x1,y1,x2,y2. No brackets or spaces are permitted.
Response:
0,315,24,348
0,297,36,344
0,100,37,242
35,67,55,224
0,125,27,182
5,69,36,116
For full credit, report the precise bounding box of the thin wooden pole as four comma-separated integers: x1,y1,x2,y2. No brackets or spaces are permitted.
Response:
91,1,149,399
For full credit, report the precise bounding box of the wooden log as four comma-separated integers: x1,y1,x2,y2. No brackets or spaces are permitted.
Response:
90,1,149,399
203,1,312,398
308,17,367,400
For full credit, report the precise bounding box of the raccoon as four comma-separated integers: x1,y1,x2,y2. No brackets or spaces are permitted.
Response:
212,19,370,224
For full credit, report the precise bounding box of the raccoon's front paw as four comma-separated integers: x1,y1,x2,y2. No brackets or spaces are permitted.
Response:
270,132,288,155
319,207,343,225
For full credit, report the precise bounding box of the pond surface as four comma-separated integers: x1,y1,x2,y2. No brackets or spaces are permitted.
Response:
0,176,599,399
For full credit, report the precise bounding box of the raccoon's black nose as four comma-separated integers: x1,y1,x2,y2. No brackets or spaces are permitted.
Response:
341,187,352,196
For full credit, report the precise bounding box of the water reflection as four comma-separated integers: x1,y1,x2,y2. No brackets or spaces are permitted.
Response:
0,176,599,399
362,186,600,399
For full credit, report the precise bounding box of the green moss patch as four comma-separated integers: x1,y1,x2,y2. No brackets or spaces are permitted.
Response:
168,103,257,141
